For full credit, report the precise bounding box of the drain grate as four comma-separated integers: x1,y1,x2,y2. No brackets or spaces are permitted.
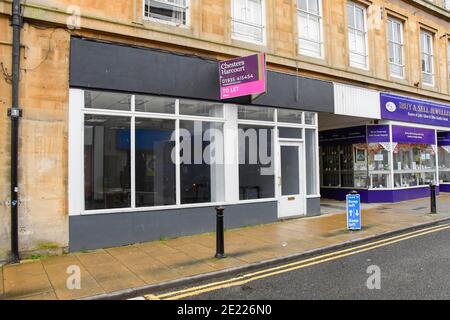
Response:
412,206,427,211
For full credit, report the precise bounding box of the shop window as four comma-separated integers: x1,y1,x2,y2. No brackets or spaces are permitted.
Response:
321,145,340,187
84,90,131,111
278,127,302,139
387,17,405,78
320,144,368,189
420,30,435,86
368,143,391,189
238,125,275,200
84,115,131,210
180,120,225,204
135,95,175,114
351,145,368,188
277,109,303,124
238,105,274,122
143,0,188,26
179,99,224,117
135,118,176,207
82,91,225,212
347,1,369,69
305,112,316,125
297,0,323,58
393,144,436,188
439,146,450,183
306,129,318,195
231,0,265,44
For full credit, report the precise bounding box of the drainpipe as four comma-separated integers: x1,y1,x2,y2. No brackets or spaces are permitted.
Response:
9,0,23,264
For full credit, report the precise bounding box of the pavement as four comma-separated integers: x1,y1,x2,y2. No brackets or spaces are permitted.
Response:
183,223,450,300
1,194,450,300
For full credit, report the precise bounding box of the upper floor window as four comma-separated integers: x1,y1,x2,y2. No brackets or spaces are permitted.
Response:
420,30,435,86
347,1,369,69
232,0,265,44
445,0,450,10
387,17,405,78
143,0,188,26
297,0,324,58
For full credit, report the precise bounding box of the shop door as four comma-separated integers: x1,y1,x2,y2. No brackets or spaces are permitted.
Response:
278,141,305,219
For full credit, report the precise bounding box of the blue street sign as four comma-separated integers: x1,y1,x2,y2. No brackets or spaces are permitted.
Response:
346,194,361,230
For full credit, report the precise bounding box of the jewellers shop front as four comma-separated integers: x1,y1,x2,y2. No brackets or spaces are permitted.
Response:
320,92,450,203
67,37,334,251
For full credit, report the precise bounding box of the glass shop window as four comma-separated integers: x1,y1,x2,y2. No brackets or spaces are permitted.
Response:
179,120,225,204
84,90,131,111
238,125,275,200
135,95,175,114
306,129,318,195
439,146,450,183
368,143,391,189
135,118,176,207
320,144,341,187
238,105,274,122
84,115,131,210
179,99,224,117
393,144,436,188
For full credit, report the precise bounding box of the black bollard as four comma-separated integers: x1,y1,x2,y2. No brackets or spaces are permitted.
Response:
215,206,226,259
430,183,437,214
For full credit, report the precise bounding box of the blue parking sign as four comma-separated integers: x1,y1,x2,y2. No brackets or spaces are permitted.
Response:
346,194,361,230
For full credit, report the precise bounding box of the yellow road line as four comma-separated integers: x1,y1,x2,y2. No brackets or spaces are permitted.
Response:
164,223,450,300
145,222,448,300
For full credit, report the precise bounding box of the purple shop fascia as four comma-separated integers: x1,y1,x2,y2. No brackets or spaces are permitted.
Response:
320,92,450,203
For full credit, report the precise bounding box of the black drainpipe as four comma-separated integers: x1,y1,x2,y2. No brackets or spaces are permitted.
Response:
8,0,23,264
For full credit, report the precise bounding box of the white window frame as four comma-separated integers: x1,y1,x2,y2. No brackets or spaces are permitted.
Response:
347,1,369,70
420,30,435,87
231,0,266,45
387,17,405,79
69,89,319,216
142,0,190,27
237,107,320,203
70,89,227,216
297,0,324,59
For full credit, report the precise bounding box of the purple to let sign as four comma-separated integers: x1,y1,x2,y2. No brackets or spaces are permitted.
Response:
219,54,266,100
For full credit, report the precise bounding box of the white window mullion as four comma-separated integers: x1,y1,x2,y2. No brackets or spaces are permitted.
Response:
175,100,181,205
131,115,136,209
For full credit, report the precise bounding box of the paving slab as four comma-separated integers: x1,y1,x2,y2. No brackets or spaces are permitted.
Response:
42,255,105,300
76,251,145,293
2,261,52,299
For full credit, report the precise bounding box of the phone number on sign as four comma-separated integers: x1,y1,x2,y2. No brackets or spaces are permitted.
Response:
222,74,255,85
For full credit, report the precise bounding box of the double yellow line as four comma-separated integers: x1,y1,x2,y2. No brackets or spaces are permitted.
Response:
145,222,450,300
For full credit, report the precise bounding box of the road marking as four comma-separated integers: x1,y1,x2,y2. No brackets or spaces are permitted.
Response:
145,222,450,300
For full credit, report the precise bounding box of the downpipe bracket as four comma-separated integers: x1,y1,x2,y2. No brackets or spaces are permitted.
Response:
8,108,22,118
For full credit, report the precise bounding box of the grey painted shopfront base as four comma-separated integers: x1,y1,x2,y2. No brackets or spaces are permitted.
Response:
70,202,277,252
69,200,322,252
307,197,321,217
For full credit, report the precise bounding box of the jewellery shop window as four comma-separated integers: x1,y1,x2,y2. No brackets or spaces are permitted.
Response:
393,144,436,188
368,143,391,189
439,145,450,183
